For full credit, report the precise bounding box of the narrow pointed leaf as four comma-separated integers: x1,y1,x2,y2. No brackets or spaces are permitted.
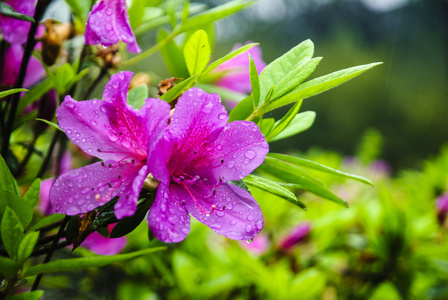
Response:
0,190,33,226
258,118,275,137
270,111,316,142
0,256,19,279
0,3,34,22
259,39,314,105
0,155,19,195
28,213,65,232
0,88,27,99
23,178,41,208
202,43,257,76
36,118,62,131
8,291,44,300
244,175,306,209
160,74,200,102
249,54,261,107
228,94,253,122
17,231,39,264
267,100,303,141
1,207,25,260
266,62,383,112
158,29,189,77
22,247,167,277
260,156,348,207
268,153,374,185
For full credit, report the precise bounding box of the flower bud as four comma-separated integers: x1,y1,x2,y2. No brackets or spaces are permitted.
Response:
41,20,74,66
277,222,311,251
436,194,448,226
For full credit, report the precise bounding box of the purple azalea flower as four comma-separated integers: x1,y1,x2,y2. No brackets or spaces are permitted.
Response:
2,43,45,87
214,43,266,94
0,0,36,44
148,88,269,243
84,0,141,53
277,222,311,251
50,71,170,219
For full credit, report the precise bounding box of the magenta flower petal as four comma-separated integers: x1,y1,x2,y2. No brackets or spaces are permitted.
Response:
277,222,311,251
147,183,190,243
50,160,143,215
82,224,127,255
85,0,141,53
183,183,263,240
214,43,266,94
2,43,45,87
149,88,268,242
0,0,36,44
51,71,170,219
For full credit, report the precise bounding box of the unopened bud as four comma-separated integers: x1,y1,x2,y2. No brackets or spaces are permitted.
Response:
42,20,74,66
129,72,151,90
96,44,121,69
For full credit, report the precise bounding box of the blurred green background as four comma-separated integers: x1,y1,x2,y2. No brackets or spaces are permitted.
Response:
201,0,448,171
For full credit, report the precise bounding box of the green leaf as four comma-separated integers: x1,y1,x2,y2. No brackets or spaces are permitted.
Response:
51,63,75,95
273,57,322,100
0,88,28,99
0,155,19,195
249,54,261,107
0,256,19,279
265,62,383,112
258,118,275,137
260,156,348,207
0,3,34,22
266,100,303,141
244,175,306,209
259,39,314,105
228,95,253,122
157,29,189,77
176,0,252,34
22,247,167,277
128,0,145,29
269,111,316,142
1,207,25,260
127,84,149,110
17,78,53,114
0,190,33,226
264,85,275,103
202,43,257,77
16,231,39,264
160,74,200,102
28,213,65,232
110,201,150,238
228,179,251,194
8,291,44,300
22,178,41,208
181,1,190,24
64,0,91,25
183,29,211,75
36,118,62,132
268,153,374,186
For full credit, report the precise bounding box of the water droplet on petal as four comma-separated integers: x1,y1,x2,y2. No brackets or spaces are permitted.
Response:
247,238,254,243
161,203,166,212
228,161,235,168
245,150,256,159
245,225,253,233
215,210,225,217
230,220,237,225
66,101,75,108
202,102,214,113
247,215,254,221
81,188,91,194
66,206,80,215
218,113,227,120
100,105,108,113
108,133,119,142
181,227,189,234
90,120,97,126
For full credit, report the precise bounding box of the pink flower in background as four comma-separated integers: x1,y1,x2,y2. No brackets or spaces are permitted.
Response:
436,194,448,225
239,233,270,256
50,71,170,219
2,43,45,87
148,88,269,243
0,0,36,44
85,0,141,53
277,222,311,251
214,43,266,94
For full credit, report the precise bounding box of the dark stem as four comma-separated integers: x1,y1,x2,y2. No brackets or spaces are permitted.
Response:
35,129,61,180
31,240,71,257
37,220,64,233
1,0,53,161
31,215,70,291
14,134,39,177
82,68,108,100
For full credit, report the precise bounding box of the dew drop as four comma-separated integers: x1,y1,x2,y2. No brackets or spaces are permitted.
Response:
77,200,85,205
246,238,254,243
215,210,225,217
247,215,254,221
121,140,131,148
228,161,235,168
216,144,223,150
100,105,108,113
244,159,250,165
66,206,80,215
181,227,190,234
245,225,253,233
65,101,75,108
161,203,166,212
108,133,119,142
227,203,233,210
202,102,214,113
230,220,237,225
245,150,256,159
66,129,72,134
81,188,91,194
218,113,227,120
90,120,97,126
